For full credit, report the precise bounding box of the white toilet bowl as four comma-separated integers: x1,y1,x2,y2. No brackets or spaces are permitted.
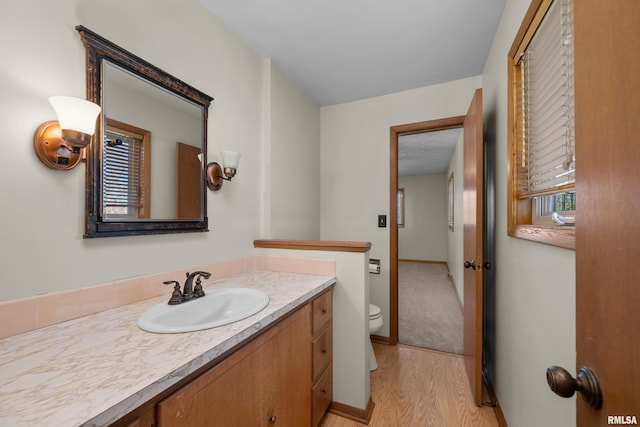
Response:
368,304,384,371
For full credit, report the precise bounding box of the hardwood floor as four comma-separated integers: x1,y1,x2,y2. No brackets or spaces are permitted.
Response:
320,344,500,427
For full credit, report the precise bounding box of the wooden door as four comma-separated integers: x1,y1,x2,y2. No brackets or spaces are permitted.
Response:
462,88,484,406
571,1,640,424
176,142,202,219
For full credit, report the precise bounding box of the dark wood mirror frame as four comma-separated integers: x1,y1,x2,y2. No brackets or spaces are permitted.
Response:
76,26,213,238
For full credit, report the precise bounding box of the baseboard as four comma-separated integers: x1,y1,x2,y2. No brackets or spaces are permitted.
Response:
328,397,375,425
398,259,447,265
484,379,508,427
370,334,390,345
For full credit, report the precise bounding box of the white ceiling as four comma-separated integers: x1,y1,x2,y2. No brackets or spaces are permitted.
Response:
199,0,505,106
399,128,462,176
198,0,505,174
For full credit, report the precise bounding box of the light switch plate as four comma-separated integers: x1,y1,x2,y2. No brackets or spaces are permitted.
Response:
378,215,387,228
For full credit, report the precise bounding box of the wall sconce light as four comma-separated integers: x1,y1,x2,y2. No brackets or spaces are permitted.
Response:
34,96,101,170
206,151,241,191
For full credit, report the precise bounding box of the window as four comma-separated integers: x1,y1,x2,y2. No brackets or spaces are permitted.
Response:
508,0,575,249
448,173,454,231
103,119,151,219
397,188,405,228
533,192,576,225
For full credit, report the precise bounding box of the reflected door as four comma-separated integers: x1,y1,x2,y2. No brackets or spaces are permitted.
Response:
176,142,202,219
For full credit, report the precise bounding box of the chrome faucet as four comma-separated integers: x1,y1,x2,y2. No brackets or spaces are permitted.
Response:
163,271,211,305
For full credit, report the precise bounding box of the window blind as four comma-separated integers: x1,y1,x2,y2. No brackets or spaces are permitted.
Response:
519,0,575,197
448,174,454,231
103,130,145,218
396,189,405,227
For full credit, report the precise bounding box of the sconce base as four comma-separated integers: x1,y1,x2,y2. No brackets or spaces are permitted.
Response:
206,162,223,191
34,121,82,170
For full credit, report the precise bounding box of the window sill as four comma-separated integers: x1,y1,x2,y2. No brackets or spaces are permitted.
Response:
508,224,575,250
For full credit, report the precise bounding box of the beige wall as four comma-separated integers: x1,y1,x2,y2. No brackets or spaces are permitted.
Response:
320,76,482,338
482,0,576,425
398,174,448,262
265,59,321,239
0,0,319,301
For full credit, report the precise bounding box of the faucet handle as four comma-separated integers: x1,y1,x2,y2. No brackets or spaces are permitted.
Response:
163,280,183,305
193,276,206,298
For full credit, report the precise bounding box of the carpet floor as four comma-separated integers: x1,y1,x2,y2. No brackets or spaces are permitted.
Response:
398,262,463,354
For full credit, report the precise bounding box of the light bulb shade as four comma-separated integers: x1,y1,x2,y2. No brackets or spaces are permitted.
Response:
49,96,101,138
220,151,241,170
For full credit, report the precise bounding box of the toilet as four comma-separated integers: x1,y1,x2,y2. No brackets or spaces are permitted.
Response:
368,304,384,371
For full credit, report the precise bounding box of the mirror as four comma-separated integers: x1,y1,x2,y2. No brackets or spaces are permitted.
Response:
76,26,213,238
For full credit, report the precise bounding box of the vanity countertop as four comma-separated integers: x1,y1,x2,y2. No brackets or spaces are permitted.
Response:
0,270,335,427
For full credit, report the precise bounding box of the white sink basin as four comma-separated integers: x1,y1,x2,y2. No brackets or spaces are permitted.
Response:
138,288,270,333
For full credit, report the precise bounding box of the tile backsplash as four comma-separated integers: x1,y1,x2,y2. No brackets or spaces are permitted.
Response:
0,255,335,339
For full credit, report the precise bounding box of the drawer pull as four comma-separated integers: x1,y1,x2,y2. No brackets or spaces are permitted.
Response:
321,307,328,315
321,348,327,354
268,415,277,424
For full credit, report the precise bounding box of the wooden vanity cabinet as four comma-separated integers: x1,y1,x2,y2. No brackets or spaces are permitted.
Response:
122,407,155,427
156,289,333,427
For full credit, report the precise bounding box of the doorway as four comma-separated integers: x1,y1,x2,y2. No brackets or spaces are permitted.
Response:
396,128,464,354
389,116,466,346
390,89,485,406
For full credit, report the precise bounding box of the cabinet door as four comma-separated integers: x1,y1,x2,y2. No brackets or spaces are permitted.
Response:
157,305,312,427
262,305,311,427
157,346,263,427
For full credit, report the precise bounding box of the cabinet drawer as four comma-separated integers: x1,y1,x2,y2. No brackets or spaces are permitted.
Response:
312,327,332,381
312,290,332,336
311,364,333,427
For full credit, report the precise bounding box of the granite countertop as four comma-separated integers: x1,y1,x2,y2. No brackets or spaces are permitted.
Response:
0,270,335,427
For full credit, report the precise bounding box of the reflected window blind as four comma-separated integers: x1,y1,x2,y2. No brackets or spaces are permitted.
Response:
103,130,144,217
519,0,575,197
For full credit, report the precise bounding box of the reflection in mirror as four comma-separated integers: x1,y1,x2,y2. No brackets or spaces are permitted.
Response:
103,118,151,219
76,26,213,238
102,62,203,221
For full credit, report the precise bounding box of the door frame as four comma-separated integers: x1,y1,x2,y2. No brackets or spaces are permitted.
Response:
388,116,465,345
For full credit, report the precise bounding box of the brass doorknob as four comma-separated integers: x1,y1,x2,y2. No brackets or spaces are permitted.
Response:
546,366,602,409
464,260,476,269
